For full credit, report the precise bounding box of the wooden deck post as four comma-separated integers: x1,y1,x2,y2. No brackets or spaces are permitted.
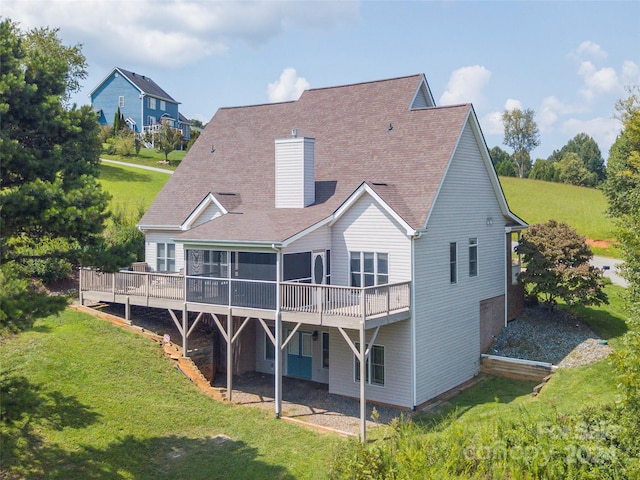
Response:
182,304,188,358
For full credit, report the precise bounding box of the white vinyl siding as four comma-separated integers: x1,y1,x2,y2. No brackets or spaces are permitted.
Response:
144,231,185,273
283,225,331,254
331,193,411,288
329,321,412,408
413,119,507,405
275,137,315,208
190,201,224,229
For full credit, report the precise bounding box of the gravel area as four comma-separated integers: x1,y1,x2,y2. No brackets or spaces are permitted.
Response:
488,304,613,368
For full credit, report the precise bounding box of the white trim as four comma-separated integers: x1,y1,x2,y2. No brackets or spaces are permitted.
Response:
89,67,144,98
423,108,527,230
181,193,228,231
331,183,416,236
408,74,436,109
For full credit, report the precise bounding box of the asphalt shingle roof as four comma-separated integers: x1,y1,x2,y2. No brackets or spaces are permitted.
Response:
118,67,178,103
139,74,474,243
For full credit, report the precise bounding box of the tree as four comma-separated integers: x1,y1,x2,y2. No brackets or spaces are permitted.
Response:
502,108,540,178
557,152,597,187
548,133,606,184
0,20,110,331
516,220,607,311
489,146,517,177
154,119,183,162
603,86,640,413
189,118,205,129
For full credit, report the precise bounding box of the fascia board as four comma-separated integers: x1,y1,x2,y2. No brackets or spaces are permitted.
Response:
467,107,528,228
330,183,416,236
181,193,228,231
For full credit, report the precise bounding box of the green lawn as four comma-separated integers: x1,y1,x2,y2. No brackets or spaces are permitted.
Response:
101,147,186,170
500,177,617,256
98,163,170,213
0,310,338,479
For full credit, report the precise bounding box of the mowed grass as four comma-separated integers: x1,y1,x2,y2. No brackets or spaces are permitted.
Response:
101,147,185,170
98,163,170,213
414,284,627,432
0,309,339,479
499,177,617,256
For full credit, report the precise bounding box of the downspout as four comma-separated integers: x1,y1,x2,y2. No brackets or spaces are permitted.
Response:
140,93,145,135
504,227,511,328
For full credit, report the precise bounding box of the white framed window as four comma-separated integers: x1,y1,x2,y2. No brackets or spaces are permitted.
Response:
265,326,275,361
156,243,175,272
203,250,228,278
322,332,329,369
118,96,124,107
450,242,457,284
350,252,388,287
469,238,478,277
149,97,156,109
354,342,384,386
160,100,166,110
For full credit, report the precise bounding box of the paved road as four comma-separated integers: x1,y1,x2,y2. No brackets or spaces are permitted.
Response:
591,256,628,288
100,158,173,174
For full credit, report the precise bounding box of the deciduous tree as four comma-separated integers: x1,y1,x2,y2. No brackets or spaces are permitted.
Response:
549,133,606,184
502,108,540,178
154,119,183,162
516,220,607,311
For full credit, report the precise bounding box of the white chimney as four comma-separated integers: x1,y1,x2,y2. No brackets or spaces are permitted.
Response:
275,136,315,208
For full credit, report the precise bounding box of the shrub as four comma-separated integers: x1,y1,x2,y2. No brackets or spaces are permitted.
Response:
114,131,134,156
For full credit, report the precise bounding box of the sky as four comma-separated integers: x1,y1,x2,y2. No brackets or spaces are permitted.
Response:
3,0,639,160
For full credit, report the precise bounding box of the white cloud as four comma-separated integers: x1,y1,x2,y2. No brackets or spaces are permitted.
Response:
562,117,622,155
480,111,504,135
578,61,619,101
267,68,310,102
621,60,640,86
538,96,586,133
571,40,608,61
439,65,491,106
3,0,359,68
504,98,522,111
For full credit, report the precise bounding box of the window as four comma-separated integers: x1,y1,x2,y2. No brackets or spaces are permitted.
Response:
160,100,166,110
118,96,124,107
203,250,228,278
469,238,478,277
450,242,457,284
354,343,384,386
265,326,275,361
157,243,176,272
322,332,329,369
350,252,388,287
149,97,156,109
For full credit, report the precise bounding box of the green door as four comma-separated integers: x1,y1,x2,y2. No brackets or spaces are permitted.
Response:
287,331,313,379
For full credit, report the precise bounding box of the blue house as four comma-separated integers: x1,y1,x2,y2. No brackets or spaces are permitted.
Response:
89,67,190,143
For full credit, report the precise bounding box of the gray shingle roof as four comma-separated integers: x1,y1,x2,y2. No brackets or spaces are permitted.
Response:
118,67,178,103
139,74,475,243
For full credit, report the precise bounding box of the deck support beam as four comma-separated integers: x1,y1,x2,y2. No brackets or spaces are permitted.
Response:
359,322,366,442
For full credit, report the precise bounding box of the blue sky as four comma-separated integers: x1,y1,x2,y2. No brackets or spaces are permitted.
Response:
4,0,639,159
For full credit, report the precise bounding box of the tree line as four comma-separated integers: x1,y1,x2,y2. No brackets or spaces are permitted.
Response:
492,108,606,188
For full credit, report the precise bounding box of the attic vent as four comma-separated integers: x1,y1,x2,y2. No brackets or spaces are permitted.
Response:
372,182,388,186
217,192,237,196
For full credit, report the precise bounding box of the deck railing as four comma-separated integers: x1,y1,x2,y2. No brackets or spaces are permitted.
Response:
80,269,410,319
280,281,411,318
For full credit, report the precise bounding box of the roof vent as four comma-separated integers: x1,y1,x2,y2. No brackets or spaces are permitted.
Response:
292,129,298,138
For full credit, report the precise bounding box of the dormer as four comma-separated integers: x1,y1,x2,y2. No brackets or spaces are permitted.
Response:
275,133,315,208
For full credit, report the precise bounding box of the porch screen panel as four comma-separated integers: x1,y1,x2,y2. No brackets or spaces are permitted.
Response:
233,252,276,281
283,252,311,282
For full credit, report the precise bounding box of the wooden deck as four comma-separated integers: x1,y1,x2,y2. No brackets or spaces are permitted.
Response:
79,269,411,329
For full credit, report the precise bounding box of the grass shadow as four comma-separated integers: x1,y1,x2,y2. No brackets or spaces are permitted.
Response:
99,164,154,183
413,376,537,432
